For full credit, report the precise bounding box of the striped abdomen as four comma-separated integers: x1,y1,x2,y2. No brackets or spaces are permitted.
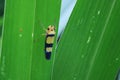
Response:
45,34,55,60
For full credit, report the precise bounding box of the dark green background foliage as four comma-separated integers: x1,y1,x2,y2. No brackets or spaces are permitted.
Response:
0,0,4,37
0,0,4,17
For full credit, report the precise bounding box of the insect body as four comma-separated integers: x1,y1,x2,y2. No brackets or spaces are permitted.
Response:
45,25,55,60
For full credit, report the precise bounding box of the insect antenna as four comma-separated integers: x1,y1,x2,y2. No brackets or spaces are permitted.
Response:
39,20,47,32
53,19,57,27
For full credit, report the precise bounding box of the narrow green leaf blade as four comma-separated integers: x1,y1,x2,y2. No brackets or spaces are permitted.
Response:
0,0,36,80
31,0,61,80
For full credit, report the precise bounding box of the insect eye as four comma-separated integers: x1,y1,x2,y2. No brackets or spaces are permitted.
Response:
47,28,49,30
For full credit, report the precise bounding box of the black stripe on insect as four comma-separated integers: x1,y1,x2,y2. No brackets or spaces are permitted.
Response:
44,25,55,60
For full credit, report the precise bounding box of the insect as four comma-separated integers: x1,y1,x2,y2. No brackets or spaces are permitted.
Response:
44,25,56,60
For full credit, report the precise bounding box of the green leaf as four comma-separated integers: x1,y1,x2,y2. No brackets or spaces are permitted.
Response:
0,17,3,37
0,0,61,80
52,0,120,80
31,0,61,80
0,17,3,26
0,0,36,80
